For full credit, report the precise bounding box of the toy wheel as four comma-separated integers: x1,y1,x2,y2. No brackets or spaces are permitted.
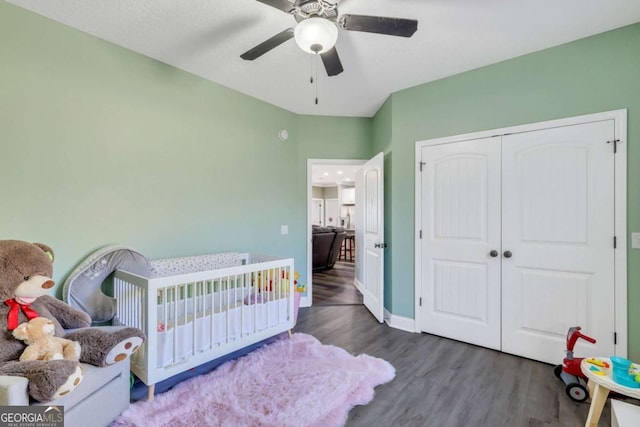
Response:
553,365,563,380
565,383,588,402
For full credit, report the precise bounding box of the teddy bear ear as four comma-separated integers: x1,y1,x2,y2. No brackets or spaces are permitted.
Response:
33,243,54,262
12,323,29,340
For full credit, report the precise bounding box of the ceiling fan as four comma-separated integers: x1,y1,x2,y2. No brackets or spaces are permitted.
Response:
240,0,418,77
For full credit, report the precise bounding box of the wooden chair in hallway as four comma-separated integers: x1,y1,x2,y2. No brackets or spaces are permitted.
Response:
340,234,355,262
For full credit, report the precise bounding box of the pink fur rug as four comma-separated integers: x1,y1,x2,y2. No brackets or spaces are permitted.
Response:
113,333,395,427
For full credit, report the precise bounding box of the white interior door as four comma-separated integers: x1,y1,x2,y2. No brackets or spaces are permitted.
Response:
420,138,502,349
359,152,384,322
324,199,339,227
501,121,616,363
311,198,323,226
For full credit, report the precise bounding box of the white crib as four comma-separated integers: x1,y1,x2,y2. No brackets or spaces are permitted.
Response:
112,252,295,399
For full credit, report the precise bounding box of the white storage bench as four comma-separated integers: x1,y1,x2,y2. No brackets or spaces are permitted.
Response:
612,399,640,427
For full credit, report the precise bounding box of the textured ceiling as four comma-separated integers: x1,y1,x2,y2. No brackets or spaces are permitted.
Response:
7,0,640,117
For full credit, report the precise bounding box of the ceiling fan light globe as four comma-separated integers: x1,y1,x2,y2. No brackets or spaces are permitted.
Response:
294,17,338,54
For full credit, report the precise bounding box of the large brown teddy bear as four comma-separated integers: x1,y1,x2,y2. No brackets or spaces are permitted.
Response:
0,240,145,402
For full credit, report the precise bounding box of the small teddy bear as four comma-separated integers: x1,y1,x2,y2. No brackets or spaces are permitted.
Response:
13,317,81,362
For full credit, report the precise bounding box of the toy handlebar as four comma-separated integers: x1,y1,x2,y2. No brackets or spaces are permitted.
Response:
567,326,596,351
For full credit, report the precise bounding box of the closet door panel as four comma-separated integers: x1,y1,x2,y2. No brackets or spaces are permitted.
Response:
501,121,615,364
420,138,501,349
519,145,588,244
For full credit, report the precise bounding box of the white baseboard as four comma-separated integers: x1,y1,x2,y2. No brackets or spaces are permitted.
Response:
300,296,311,308
383,309,417,333
354,278,363,293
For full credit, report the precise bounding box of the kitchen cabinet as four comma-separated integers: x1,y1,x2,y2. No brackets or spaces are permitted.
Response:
341,187,355,205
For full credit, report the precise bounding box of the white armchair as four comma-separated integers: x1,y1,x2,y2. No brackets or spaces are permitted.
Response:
0,325,134,427
0,359,130,427
0,375,28,405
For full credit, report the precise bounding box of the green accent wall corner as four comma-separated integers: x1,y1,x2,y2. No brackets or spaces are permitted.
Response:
376,22,640,360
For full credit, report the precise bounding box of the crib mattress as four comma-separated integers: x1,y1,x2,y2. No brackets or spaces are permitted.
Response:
150,252,245,277
154,297,288,367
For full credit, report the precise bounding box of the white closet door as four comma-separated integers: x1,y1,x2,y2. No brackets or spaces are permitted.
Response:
420,138,502,349
501,121,615,363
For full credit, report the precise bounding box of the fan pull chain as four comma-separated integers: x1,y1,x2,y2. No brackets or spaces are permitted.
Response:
308,55,320,105
315,54,319,105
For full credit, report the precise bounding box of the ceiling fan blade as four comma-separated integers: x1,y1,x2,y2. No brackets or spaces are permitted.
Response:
320,47,344,77
339,14,418,37
255,0,295,13
240,28,294,60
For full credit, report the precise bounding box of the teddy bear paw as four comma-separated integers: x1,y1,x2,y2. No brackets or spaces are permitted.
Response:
51,365,83,400
104,336,143,365
63,341,81,360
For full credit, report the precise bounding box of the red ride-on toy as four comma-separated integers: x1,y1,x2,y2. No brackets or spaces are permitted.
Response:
553,326,596,402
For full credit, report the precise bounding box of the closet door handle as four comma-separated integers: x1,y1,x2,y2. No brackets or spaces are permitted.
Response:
503,250,513,258
489,250,499,258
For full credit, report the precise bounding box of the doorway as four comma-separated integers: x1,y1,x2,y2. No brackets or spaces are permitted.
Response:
306,160,365,307
306,154,386,323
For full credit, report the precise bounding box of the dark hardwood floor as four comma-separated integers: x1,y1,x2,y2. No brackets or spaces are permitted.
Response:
312,261,363,306
294,304,621,427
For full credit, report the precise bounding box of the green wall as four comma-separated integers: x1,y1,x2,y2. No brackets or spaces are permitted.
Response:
312,186,339,200
378,23,640,359
0,2,370,290
324,187,338,199
296,115,371,160
312,187,324,199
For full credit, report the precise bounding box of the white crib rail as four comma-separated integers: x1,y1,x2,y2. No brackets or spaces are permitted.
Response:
113,254,294,387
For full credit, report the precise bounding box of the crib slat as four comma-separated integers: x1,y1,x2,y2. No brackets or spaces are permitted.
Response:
209,280,215,349
252,272,258,334
172,285,178,365
225,276,230,344
192,283,196,356
237,274,242,338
